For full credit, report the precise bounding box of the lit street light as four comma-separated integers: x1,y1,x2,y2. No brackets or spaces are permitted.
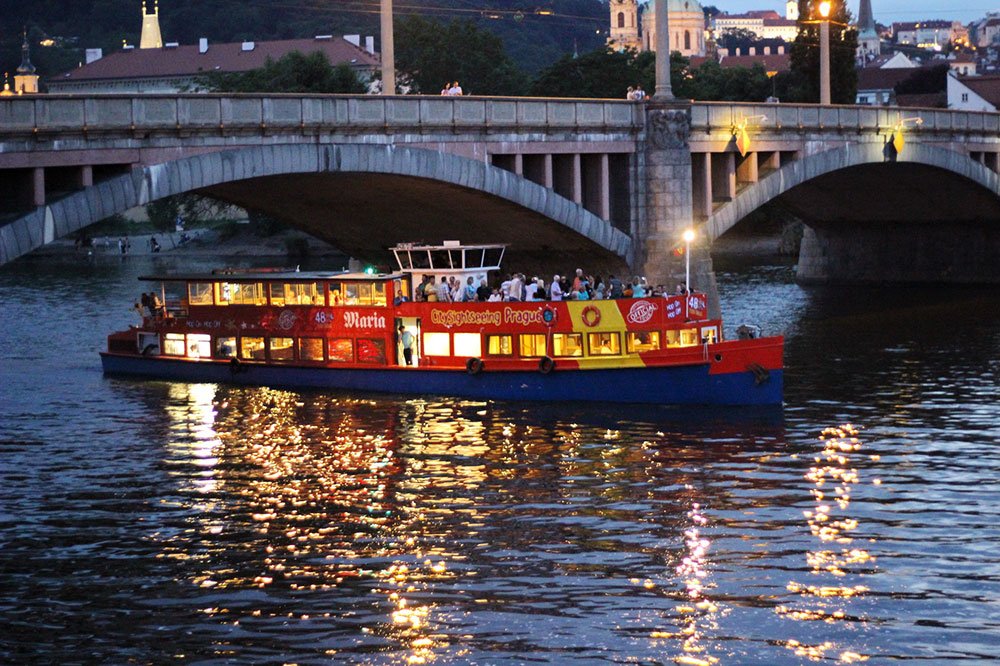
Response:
683,228,695,292
818,1,831,105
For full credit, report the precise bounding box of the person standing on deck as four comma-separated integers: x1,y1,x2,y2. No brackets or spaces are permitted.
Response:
398,324,415,366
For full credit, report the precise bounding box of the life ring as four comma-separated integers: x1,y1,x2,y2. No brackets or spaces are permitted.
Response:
229,357,248,374
466,357,484,375
538,355,555,374
581,305,601,327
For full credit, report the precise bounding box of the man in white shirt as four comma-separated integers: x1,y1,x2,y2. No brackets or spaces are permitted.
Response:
550,275,563,301
524,277,538,301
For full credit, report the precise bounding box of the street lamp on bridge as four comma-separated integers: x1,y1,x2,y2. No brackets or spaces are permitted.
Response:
682,228,695,292
818,1,832,105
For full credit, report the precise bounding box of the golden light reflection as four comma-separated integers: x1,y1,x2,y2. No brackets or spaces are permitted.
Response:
778,424,876,663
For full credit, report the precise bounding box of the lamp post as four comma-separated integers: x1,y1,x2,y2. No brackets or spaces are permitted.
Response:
818,0,832,105
380,0,395,95
682,228,695,292
653,0,673,100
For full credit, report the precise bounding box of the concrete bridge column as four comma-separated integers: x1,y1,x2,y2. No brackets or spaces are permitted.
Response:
692,153,712,219
77,165,94,189
639,103,719,314
24,167,45,209
582,153,610,221
736,152,758,187
553,154,582,205
711,152,736,203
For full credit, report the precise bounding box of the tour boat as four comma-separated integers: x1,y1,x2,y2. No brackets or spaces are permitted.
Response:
101,242,783,405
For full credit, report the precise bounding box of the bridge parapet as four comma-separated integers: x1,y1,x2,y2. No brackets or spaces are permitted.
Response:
0,94,642,140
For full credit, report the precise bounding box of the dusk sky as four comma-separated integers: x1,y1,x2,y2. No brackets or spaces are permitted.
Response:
715,1,995,24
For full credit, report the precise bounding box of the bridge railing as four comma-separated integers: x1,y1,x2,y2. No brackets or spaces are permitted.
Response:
690,101,1000,136
0,94,642,138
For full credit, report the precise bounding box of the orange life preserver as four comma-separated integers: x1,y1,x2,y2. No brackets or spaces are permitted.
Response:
581,305,601,327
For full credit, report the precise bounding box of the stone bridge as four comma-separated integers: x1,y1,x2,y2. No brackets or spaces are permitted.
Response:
1,94,999,286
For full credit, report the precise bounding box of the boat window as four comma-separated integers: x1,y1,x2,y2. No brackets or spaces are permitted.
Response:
299,337,325,361
240,336,266,360
138,332,160,355
487,334,513,356
189,282,214,306
268,337,294,361
448,249,463,269
357,282,388,307
627,331,660,353
519,333,547,357
328,283,343,306
215,337,237,358
343,283,359,305
396,251,412,269
553,333,584,357
372,282,387,307
484,247,503,267
588,332,621,356
429,250,451,269
701,326,718,344
329,338,354,362
270,282,320,306
357,338,386,364
186,333,211,359
217,282,266,306
163,333,186,356
666,328,700,347
423,332,450,356
454,333,482,358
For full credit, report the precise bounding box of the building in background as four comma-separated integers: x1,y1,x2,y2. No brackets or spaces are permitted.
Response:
947,73,1000,111
608,0,707,58
856,0,881,62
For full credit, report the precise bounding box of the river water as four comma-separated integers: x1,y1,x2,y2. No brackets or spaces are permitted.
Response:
1,253,998,665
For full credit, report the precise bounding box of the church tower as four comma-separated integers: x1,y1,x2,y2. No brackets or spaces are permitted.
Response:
13,31,39,94
140,0,163,49
785,0,799,21
857,0,880,60
608,0,642,52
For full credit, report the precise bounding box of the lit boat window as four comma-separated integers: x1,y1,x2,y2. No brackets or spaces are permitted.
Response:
627,331,660,353
189,282,213,305
270,282,320,306
186,333,211,359
328,338,354,362
299,337,325,361
217,282,265,306
453,333,482,358
268,337,294,361
343,283,359,305
215,337,237,358
423,332,450,357
487,334,513,356
519,334,547,357
552,333,584,357
588,332,621,356
328,283,343,306
357,339,386,364
701,327,718,344
164,333,185,356
240,337,266,360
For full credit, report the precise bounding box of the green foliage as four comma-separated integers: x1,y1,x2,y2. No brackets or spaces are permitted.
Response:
198,51,365,93
247,210,286,237
145,197,181,233
395,16,528,95
894,64,949,95
530,48,653,99
789,0,859,104
676,61,774,102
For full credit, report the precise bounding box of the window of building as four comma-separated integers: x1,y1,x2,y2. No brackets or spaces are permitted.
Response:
552,333,584,357
188,282,214,305
423,332,450,356
240,336,266,360
217,282,266,306
270,282,321,306
163,333,186,356
186,333,211,359
617,12,625,28
588,332,621,356
357,338,386,364
329,338,354,362
454,333,482,358
215,336,237,358
962,93,969,102
268,337,295,361
487,334,513,356
519,333,547,357
299,337,325,362
627,331,660,353
684,30,691,51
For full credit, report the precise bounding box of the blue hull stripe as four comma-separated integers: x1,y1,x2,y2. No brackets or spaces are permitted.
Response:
100,355,783,406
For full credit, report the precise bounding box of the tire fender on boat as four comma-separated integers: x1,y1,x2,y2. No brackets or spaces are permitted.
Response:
229,357,247,374
538,356,555,374
466,357,484,375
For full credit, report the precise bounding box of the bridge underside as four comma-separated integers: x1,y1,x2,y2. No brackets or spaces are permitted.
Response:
778,164,1000,284
203,173,630,275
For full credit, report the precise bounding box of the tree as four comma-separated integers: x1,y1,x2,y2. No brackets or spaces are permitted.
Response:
530,48,653,98
788,0,858,104
196,51,366,93
716,28,761,53
394,16,528,95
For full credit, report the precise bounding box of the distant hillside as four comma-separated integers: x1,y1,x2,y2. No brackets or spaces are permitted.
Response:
2,0,610,81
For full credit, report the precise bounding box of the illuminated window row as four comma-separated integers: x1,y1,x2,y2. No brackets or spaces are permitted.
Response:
421,327,718,358
162,333,387,364
186,280,395,308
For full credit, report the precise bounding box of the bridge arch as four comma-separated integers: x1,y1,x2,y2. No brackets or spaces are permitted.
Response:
705,142,1000,243
0,143,633,267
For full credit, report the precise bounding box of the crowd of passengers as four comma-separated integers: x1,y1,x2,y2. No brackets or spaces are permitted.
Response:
414,268,690,303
